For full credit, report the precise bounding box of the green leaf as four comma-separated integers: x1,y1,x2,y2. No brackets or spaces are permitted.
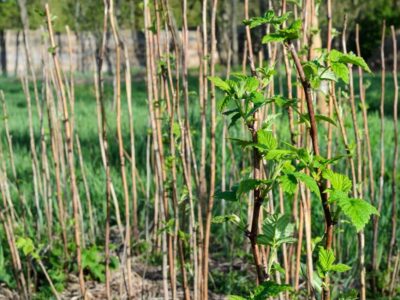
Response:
16,237,35,256
229,112,242,128
212,214,241,225
252,281,293,299
280,173,298,194
262,20,302,44
214,186,238,201
293,172,320,198
331,62,349,84
228,296,247,300
238,179,261,194
319,68,337,81
328,190,349,203
337,197,378,232
328,49,371,73
317,247,335,275
256,234,271,246
315,114,337,126
208,76,230,91
327,49,343,62
266,95,297,108
265,149,293,160
243,10,291,29
330,263,351,272
303,61,318,79
323,170,352,193
257,129,277,150
276,214,295,241
230,138,253,148
262,33,286,43
245,77,260,93
261,214,296,247
157,218,175,235
338,52,371,73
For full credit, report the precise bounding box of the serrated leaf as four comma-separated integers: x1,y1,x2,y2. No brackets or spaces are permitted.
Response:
276,214,293,239
261,214,296,247
243,10,291,29
245,77,259,93
256,234,270,246
208,76,230,91
280,173,298,194
303,61,319,79
262,20,302,44
293,172,320,198
337,197,378,232
238,179,261,194
252,281,293,299
328,190,349,203
262,33,286,43
323,170,352,193
331,62,349,84
328,49,343,62
265,149,293,160
257,129,277,150
319,68,337,81
330,263,351,272
338,52,371,73
318,247,335,273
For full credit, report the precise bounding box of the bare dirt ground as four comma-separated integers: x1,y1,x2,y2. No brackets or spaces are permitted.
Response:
0,256,227,299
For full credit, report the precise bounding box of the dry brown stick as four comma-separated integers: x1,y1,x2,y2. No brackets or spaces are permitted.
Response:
354,24,370,300
199,0,209,206
325,0,334,164
108,0,133,296
388,25,398,273
180,1,199,299
342,19,366,300
372,21,386,289
294,199,304,291
96,2,112,297
123,38,139,243
202,1,218,297
45,4,85,296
